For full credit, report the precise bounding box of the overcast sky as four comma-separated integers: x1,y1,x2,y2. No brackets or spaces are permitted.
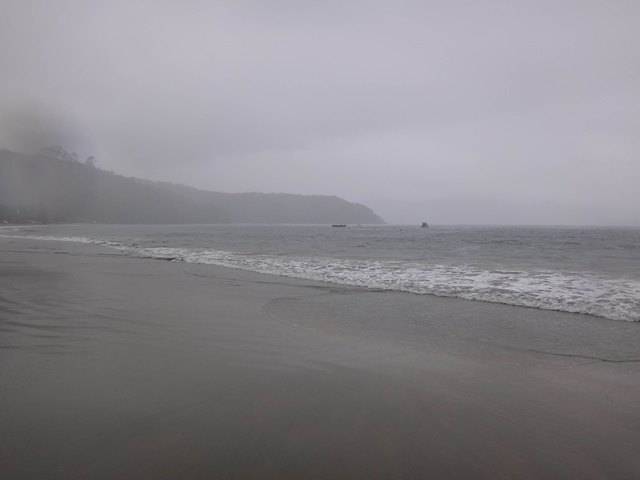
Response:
1,0,638,224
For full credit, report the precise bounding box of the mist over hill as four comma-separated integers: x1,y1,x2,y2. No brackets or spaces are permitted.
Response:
0,149,383,225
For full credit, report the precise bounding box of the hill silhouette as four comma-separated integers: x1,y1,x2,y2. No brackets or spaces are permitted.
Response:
0,149,383,225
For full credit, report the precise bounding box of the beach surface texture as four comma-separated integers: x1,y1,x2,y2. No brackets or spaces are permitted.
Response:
1,237,639,479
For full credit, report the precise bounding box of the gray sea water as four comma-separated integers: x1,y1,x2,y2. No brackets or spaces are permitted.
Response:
2,224,639,322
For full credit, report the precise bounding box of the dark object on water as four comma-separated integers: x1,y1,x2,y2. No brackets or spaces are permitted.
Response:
332,224,347,228
421,222,429,228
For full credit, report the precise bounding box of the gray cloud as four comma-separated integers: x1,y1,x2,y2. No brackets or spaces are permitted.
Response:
1,0,639,224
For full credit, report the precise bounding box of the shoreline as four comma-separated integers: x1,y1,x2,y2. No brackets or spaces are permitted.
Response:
1,238,640,478
1,229,638,324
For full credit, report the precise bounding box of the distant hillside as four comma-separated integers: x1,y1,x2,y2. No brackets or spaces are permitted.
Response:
0,149,384,225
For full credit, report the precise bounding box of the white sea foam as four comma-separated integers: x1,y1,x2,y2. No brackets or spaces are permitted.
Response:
2,233,639,322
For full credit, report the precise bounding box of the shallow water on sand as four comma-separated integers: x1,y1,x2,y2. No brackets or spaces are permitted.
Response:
2,224,639,321
1,242,640,479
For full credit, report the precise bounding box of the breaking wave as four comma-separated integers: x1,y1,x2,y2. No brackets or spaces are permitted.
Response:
2,232,639,322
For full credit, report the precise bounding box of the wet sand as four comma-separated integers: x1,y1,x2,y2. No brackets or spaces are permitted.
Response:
1,238,639,479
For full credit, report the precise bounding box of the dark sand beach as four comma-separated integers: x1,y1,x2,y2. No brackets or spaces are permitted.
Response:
1,238,639,479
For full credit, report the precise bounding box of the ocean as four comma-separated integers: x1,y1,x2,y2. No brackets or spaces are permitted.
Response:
2,224,639,322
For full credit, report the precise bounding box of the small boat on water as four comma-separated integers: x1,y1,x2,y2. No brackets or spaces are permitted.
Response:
421,222,429,228
332,224,347,228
